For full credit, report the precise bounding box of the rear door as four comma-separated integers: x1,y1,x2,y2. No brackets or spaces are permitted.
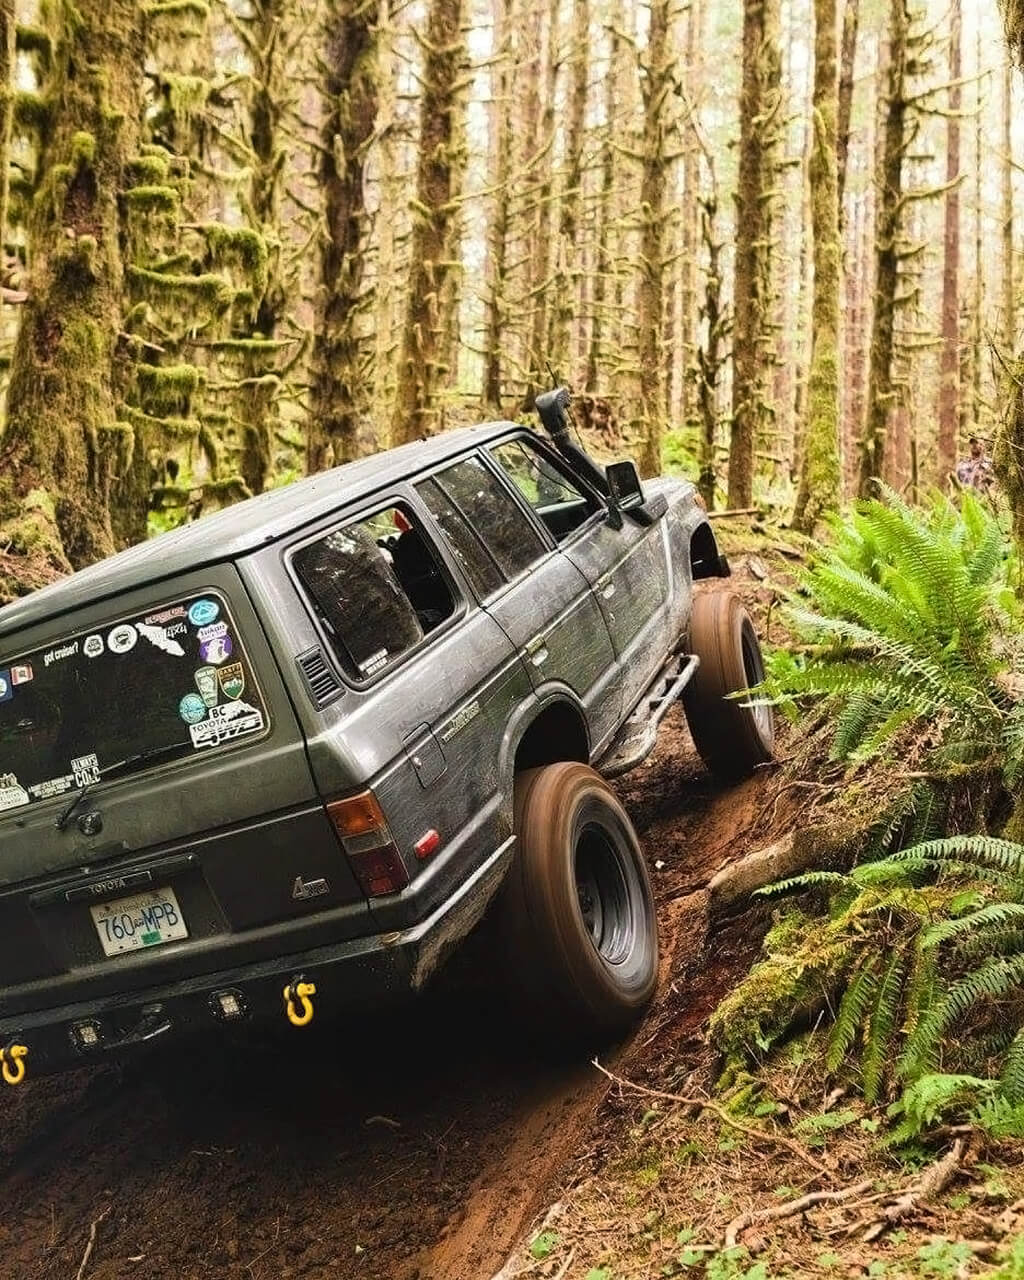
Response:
488,435,675,718
415,453,621,755
0,565,371,1019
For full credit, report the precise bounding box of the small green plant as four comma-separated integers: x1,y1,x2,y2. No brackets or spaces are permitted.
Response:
529,1231,560,1260
915,1238,974,1278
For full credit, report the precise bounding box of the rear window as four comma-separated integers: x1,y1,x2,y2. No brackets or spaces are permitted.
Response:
0,592,269,816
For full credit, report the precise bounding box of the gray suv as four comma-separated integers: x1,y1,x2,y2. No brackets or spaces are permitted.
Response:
0,390,773,1085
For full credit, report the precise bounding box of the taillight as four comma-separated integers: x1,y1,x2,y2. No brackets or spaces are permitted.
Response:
327,792,410,897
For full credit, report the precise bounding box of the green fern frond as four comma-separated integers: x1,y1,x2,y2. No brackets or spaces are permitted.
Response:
1001,1028,1024,1103
827,961,879,1074
863,947,907,1103
923,903,1024,949
903,953,1024,1077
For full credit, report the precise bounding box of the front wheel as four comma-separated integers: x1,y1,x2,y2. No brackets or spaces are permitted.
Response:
495,763,659,1042
682,589,775,781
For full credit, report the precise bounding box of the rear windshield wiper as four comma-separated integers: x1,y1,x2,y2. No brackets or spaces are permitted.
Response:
55,742,191,831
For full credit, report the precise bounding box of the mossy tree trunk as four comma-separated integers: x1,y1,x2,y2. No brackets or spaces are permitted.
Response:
521,0,558,406
481,0,515,414
1002,0,1024,67
856,0,909,499
391,0,466,444
0,0,144,574
634,0,674,478
548,0,588,377
0,0,14,272
836,0,860,210
935,0,961,485
308,0,377,471
728,0,782,508
793,0,842,533
585,2,623,394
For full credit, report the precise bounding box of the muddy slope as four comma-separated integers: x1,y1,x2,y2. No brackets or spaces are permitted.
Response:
0,714,774,1280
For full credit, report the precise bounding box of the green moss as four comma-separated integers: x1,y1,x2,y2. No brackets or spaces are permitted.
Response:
209,338,289,354
162,73,211,123
201,224,269,301
122,184,180,215
69,131,95,166
144,0,211,17
127,265,235,313
123,404,200,439
16,24,52,59
125,154,170,184
136,362,201,415
14,89,50,132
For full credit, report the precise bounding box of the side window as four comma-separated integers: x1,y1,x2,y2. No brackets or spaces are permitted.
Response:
294,506,456,680
426,455,546,585
490,437,598,542
417,477,505,599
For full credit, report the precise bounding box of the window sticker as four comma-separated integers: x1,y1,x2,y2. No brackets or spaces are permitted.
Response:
188,599,220,627
217,663,245,701
10,664,32,685
179,693,207,724
71,753,100,787
107,623,138,655
83,634,104,659
358,648,389,677
189,701,264,750
193,666,219,707
199,634,233,666
44,641,79,667
137,621,186,657
0,773,28,811
29,775,74,801
0,670,10,704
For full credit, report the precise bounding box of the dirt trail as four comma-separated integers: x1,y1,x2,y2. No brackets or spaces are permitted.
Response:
0,714,775,1280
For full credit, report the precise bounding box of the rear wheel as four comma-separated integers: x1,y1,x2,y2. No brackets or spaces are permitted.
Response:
496,762,658,1041
682,589,774,781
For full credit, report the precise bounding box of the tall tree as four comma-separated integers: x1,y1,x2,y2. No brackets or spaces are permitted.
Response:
728,0,783,508
857,0,909,498
0,0,14,275
634,0,675,476
793,0,842,531
391,0,467,444
481,0,515,413
0,0,144,575
936,0,962,484
308,1,378,471
1002,54,1015,352
549,0,588,376
836,0,860,206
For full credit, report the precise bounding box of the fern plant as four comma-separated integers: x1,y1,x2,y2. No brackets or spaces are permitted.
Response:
711,836,1024,1112
764,489,1016,787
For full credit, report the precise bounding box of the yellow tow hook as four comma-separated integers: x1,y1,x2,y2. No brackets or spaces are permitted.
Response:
283,976,316,1028
1,1043,28,1087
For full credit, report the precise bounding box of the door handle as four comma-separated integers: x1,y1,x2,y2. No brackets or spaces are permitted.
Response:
602,582,616,599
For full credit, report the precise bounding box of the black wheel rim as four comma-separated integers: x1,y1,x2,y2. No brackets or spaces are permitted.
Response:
575,823,634,965
740,625,772,741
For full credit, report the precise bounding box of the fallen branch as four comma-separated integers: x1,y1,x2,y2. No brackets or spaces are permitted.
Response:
591,1060,833,1178
725,1180,873,1249
861,1139,964,1242
708,507,760,520
76,1205,111,1280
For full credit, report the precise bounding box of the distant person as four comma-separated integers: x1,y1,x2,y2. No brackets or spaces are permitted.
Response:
955,436,995,494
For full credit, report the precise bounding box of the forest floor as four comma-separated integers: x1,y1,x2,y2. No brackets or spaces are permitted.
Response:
2,530,1021,1280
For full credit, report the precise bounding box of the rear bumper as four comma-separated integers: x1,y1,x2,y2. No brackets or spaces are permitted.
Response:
0,837,514,1082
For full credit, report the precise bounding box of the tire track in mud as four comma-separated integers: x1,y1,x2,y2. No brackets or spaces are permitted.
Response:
0,723,773,1280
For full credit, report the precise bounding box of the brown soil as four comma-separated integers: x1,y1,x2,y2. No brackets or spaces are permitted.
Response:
0,707,785,1280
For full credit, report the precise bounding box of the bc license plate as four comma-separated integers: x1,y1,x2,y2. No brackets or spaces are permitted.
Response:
90,887,188,957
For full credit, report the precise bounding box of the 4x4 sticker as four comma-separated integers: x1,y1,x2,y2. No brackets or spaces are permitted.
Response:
0,772,28,811
189,701,264,749
0,671,11,704
179,693,207,724
138,621,186,657
199,634,233,666
193,666,219,707
107,623,138,655
217,663,245,700
188,599,220,627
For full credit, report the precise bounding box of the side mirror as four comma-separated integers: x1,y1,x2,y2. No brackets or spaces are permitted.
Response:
606,460,667,527
606,461,645,510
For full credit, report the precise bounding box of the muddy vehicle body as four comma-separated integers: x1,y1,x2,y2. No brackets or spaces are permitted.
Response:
0,390,773,1084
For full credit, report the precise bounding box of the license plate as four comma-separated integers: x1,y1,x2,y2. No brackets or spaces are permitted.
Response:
90,887,188,957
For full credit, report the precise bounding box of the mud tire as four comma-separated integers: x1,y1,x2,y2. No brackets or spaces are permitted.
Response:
496,762,658,1042
682,589,775,782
